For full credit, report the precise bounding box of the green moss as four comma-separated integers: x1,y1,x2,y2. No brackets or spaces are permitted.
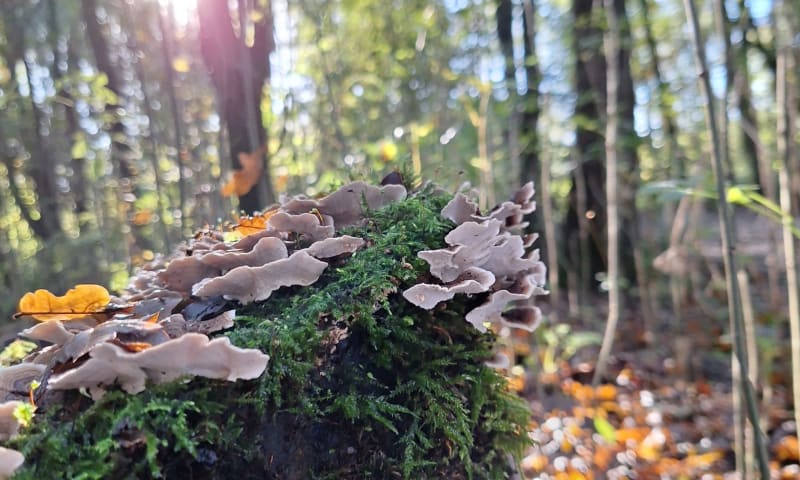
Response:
10,186,532,479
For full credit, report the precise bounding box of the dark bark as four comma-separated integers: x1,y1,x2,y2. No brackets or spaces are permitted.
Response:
733,1,767,194
199,0,275,213
614,0,638,284
496,0,514,82
563,0,607,291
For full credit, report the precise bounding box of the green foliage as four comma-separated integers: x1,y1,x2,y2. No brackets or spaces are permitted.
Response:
10,188,532,479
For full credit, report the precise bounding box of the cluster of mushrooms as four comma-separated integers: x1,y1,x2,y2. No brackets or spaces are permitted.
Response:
0,179,545,477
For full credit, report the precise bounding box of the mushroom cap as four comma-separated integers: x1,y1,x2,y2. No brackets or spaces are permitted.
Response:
485,352,511,370
304,235,366,259
403,267,495,309
19,320,74,345
282,181,407,227
0,400,23,442
464,275,546,332
199,236,288,270
192,251,328,304
441,193,479,225
55,319,169,364
157,255,220,294
0,363,45,402
267,211,335,242
49,333,269,397
231,229,282,252
0,447,24,479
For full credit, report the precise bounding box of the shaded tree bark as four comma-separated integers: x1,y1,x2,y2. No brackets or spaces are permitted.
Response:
563,0,637,291
496,0,544,255
614,0,638,284
199,0,275,213
563,0,607,291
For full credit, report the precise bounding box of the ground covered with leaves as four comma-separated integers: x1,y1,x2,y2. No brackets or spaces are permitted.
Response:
512,328,800,479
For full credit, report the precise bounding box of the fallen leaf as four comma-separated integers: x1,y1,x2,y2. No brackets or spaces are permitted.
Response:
17,285,111,321
593,416,616,444
595,384,617,401
221,147,265,197
775,435,799,462
684,450,723,470
233,208,278,236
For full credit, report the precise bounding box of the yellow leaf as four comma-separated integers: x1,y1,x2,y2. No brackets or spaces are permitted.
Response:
17,284,111,321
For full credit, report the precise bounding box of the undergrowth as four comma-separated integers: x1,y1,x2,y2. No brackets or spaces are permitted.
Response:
8,185,532,479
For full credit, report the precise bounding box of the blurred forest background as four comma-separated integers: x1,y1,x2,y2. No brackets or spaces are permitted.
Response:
2,0,800,475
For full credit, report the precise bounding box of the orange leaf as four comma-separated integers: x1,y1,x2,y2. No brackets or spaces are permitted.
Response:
17,284,111,321
233,208,278,236
775,435,799,462
684,450,723,470
221,148,265,198
595,384,617,401
615,427,649,445
109,339,152,353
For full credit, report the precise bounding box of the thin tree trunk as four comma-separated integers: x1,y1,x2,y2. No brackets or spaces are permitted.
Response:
683,0,770,474
594,0,621,386
776,10,800,461
712,0,735,183
158,2,188,223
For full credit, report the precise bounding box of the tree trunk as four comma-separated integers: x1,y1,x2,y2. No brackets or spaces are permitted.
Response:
49,0,89,219
199,0,275,213
563,0,607,291
614,0,638,285
81,0,137,186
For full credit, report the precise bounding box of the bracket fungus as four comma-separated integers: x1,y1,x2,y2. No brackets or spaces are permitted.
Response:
282,181,407,226
267,211,335,242
404,182,547,336
403,266,495,309
0,400,24,442
48,333,269,400
0,447,24,480
0,364,45,402
304,235,366,259
192,251,328,304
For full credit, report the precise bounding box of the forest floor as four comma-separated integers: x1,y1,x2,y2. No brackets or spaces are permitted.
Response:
516,302,799,480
